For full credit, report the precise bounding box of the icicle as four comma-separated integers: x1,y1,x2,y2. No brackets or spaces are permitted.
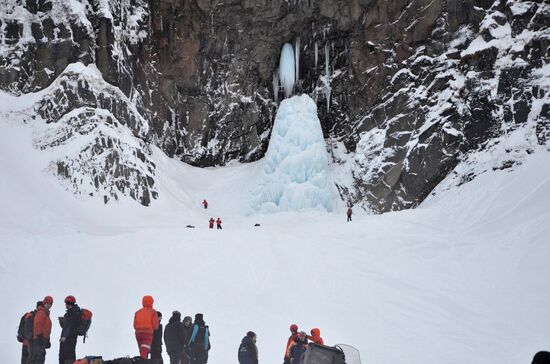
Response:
279,43,296,98
314,41,318,69
273,69,279,103
324,42,331,112
295,37,300,85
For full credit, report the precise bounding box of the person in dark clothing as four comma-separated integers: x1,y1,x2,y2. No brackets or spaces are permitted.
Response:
181,316,193,364
238,331,258,364
347,206,352,222
164,311,185,364
288,332,308,364
58,295,80,364
188,313,210,364
151,311,164,363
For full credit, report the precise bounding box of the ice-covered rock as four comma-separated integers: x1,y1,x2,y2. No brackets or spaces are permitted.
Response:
250,95,334,213
279,43,296,98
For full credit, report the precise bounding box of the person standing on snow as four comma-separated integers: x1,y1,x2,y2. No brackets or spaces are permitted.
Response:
347,206,352,222
288,332,308,364
209,218,215,229
188,313,210,364
181,316,193,364
307,328,324,345
164,311,185,364
134,295,160,359
58,295,80,364
29,296,53,364
216,218,222,230
283,324,299,364
238,331,258,364
202,200,208,209
18,301,42,364
151,311,164,363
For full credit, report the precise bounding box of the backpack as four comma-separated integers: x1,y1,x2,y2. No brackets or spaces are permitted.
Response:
76,308,93,341
22,311,36,341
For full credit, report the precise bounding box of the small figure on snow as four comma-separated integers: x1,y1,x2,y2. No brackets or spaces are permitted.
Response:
347,205,353,222
202,199,208,209
238,331,258,364
307,328,324,345
283,324,299,364
209,218,215,229
216,217,222,230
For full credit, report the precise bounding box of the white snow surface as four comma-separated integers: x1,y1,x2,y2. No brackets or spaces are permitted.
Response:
1,103,550,364
279,43,296,98
250,95,335,213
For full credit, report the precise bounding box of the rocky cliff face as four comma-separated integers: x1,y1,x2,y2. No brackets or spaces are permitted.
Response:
0,0,548,211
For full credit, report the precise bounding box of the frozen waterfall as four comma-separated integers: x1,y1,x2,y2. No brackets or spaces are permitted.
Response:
278,43,296,98
250,95,334,213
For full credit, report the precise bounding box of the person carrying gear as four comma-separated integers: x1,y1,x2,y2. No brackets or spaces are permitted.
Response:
29,296,53,364
134,295,160,359
347,206,352,222
164,311,185,364
307,328,324,345
58,295,81,364
188,313,210,364
151,311,164,363
202,200,208,209
284,324,299,364
209,218,215,229
288,332,308,364
18,301,42,364
181,316,193,364
238,331,258,364
216,218,222,230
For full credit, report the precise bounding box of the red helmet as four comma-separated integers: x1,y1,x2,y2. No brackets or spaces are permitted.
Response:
64,295,76,304
43,296,53,305
290,324,298,332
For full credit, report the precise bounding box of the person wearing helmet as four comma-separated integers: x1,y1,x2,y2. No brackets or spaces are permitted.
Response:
58,295,80,364
307,328,324,345
284,324,299,364
288,332,308,364
28,296,53,364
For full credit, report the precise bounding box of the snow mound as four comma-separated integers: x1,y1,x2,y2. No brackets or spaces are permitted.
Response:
250,95,334,213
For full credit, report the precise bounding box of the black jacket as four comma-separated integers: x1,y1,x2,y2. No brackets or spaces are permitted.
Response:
238,336,258,364
151,323,163,356
61,304,80,339
164,316,185,354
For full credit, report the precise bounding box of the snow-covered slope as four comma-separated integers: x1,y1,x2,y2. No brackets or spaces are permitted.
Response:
1,113,549,364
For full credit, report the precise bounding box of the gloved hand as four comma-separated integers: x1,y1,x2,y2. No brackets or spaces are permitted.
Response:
17,335,24,343
45,338,51,349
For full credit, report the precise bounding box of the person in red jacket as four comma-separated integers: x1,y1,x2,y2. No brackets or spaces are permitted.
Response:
283,324,299,364
216,217,222,230
134,295,160,359
202,199,208,209
209,217,215,229
307,328,324,345
29,296,53,364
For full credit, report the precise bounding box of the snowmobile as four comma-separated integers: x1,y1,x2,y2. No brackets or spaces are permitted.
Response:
302,343,361,364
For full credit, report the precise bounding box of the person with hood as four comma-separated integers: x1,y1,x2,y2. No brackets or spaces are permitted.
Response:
134,295,160,359
209,218,215,229
238,331,258,364
151,311,164,363
188,313,210,364
283,324,299,364
164,311,185,364
58,295,80,364
18,301,42,364
181,316,193,364
307,328,324,346
216,218,222,230
29,296,53,364
288,332,308,364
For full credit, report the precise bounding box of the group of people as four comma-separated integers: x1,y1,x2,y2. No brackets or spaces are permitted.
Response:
202,199,223,229
133,296,210,364
17,295,85,364
283,324,324,364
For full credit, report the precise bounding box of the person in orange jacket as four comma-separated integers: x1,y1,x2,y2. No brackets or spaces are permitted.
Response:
209,218,215,229
29,296,53,364
283,324,299,364
134,295,160,359
307,328,324,345
216,217,222,230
